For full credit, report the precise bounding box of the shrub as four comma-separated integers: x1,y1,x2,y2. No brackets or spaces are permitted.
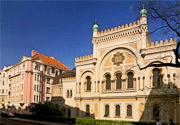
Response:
76,118,134,125
30,102,65,117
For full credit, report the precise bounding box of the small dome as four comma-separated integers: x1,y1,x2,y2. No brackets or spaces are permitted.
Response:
140,8,147,17
93,24,99,31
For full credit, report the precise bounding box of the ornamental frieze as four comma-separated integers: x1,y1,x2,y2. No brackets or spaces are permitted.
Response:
111,52,125,66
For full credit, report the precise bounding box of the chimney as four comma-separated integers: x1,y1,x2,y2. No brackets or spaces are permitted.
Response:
32,50,38,56
50,56,55,59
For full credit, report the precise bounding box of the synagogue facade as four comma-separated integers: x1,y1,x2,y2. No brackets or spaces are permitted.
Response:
70,8,180,123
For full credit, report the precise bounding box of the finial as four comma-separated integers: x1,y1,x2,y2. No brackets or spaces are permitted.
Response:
93,19,99,31
95,19,97,24
143,4,145,9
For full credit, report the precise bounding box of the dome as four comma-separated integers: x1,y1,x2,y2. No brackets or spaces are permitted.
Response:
140,8,147,17
93,24,99,31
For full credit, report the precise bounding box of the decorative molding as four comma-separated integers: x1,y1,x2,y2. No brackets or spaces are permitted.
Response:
75,54,93,62
112,52,125,66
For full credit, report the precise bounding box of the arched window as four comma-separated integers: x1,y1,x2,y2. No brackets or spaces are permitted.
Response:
153,68,161,87
127,72,134,89
115,105,120,117
116,73,122,89
66,90,69,98
86,76,91,91
127,105,132,117
106,75,111,90
35,65,40,71
86,105,90,116
105,105,109,116
153,104,160,118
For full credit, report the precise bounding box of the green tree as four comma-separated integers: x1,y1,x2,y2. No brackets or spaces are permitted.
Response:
30,102,66,117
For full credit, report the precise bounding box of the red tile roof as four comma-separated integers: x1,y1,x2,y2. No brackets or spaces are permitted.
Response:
31,53,70,71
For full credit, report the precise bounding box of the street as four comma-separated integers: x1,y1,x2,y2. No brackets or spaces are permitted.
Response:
0,116,68,125
0,117,40,125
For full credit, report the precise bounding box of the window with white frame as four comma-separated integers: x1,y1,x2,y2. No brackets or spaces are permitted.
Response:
66,90,72,98
47,68,51,74
46,97,50,101
37,85,39,91
47,78,50,83
46,87,50,94
34,85,36,91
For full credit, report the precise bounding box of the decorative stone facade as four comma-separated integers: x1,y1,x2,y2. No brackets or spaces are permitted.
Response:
72,9,180,124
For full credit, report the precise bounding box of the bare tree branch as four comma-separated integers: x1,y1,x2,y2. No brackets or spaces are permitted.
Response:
151,7,180,37
149,26,169,34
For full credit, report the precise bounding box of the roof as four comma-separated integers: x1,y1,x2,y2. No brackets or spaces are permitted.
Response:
60,68,76,78
53,68,76,85
31,53,70,71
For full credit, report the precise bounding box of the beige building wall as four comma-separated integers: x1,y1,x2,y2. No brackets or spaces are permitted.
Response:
62,77,76,118
0,67,11,108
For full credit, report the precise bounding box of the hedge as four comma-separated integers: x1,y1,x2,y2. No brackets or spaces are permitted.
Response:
76,118,156,125
14,113,155,125
14,113,76,124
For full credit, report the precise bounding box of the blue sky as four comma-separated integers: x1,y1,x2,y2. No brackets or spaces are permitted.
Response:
0,1,172,70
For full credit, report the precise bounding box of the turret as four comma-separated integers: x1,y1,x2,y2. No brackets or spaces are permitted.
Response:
140,6,148,50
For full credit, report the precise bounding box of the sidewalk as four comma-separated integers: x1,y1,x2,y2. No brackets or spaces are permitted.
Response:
9,117,69,125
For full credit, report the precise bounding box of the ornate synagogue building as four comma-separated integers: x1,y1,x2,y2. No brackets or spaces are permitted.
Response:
70,8,180,123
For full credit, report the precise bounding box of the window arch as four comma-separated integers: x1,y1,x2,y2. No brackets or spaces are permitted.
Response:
127,105,132,117
116,73,122,89
86,76,91,91
127,72,134,89
115,105,120,117
153,68,161,87
105,105,109,117
86,104,90,116
35,65,40,71
105,74,111,90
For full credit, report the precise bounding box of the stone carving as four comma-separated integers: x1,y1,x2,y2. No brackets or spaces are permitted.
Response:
112,52,125,66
